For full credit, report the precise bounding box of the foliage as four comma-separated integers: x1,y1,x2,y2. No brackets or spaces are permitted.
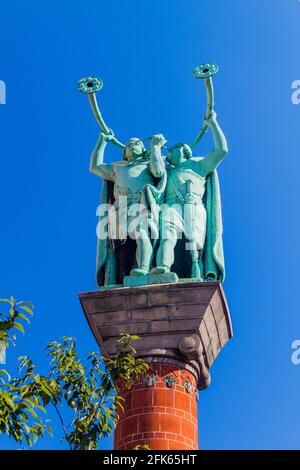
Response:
0,298,148,450
134,443,152,450
105,333,148,388
0,296,33,348
42,334,148,450
0,297,51,446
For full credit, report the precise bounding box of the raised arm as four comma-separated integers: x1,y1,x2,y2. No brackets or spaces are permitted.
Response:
200,111,228,176
89,131,115,181
150,134,167,178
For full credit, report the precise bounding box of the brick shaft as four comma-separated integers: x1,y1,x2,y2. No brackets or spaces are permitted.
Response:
114,363,198,450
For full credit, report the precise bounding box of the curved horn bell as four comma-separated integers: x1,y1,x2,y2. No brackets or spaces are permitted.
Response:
190,63,219,149
77,76,125,149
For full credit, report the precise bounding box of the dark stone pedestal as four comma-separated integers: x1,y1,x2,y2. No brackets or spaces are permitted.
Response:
79,281,232,391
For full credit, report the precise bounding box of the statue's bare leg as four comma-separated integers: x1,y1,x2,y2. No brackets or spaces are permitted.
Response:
190,246,202,280
152,227,177,274
131,229,152,276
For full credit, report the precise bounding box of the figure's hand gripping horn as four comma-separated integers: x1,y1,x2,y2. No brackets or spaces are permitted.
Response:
190,63,219,149
77,77,125,149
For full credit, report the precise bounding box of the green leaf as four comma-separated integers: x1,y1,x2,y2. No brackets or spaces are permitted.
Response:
24,434,33,447
129,335,140,341
35,404,46,413
19,306,33,315
15,313,30,323
0,369,11,381
13,322,24,334
17,301,34,308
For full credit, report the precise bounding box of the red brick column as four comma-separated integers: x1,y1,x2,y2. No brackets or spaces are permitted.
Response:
114,363,198,450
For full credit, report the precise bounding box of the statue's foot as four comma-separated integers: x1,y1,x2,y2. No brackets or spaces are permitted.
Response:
150,266,170,274
130,268,149,277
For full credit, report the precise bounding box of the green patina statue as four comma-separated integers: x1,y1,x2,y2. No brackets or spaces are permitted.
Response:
90,132,167,286
152,111,227,282
78,64,228,288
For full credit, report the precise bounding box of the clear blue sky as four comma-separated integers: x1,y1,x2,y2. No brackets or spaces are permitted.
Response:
1,0,300,450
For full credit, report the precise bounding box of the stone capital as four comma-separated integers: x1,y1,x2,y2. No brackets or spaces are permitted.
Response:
79,281,232,390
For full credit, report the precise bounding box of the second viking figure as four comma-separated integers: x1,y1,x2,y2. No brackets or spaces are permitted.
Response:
153,111,228,281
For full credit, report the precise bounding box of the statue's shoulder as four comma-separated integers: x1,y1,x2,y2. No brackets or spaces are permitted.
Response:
191,156,204,163
112,160,130,168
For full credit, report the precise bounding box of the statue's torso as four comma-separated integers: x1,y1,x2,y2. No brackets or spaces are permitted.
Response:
113,161,153,198
166,159,206,203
